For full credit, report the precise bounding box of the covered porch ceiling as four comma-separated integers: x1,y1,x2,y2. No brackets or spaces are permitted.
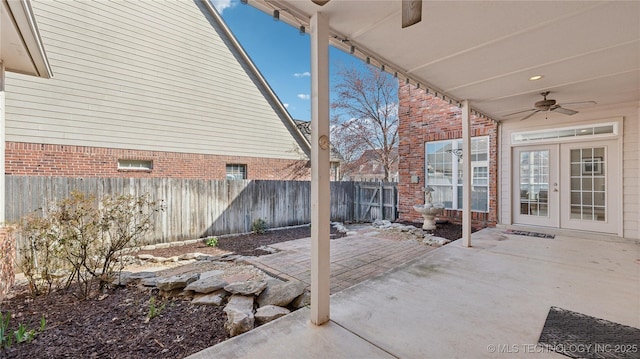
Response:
249,0,639,121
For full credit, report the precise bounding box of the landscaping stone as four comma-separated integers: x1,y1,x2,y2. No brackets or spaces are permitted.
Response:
141,277,158,287
222,273,253,284
178,253,207,260
223,295,255,337
192,289,228,306
199,269,225,279
155,243,171,249
149,256,168,263
112,271,157,286
116,255,137,263
224,280,266,296
255,305,290,325
372,219,393,229
257,279,306,307
137,254,154,260
184,276,228,293
290,290,311,309
156,273,200,291
423,236,451,246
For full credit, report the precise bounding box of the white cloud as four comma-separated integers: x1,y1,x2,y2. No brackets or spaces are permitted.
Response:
211,0,235,13
283,103,290,108
293,72,311,78
297,94,310,100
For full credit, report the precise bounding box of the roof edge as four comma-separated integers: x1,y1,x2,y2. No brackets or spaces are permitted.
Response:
200,0,311,157
5,0,53,78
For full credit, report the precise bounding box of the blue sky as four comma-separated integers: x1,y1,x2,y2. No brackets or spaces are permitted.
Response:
217,0,366,121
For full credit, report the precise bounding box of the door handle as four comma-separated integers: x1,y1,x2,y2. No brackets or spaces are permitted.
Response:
553,188,558,192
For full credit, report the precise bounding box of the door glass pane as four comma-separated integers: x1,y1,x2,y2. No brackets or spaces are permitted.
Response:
569,147,606,222
519,150,549,216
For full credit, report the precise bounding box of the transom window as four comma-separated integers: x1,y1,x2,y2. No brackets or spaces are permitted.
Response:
425,137,489,212
226,164,247,180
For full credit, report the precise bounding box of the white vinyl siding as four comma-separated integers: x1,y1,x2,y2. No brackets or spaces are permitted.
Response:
4,0,304,160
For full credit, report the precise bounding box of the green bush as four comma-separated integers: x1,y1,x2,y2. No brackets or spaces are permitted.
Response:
251,218,268,234
205,237,218,247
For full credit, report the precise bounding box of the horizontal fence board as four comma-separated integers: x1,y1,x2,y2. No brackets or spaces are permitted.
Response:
6,176,397,250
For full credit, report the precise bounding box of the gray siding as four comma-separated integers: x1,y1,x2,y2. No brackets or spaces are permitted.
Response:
4,0,304,159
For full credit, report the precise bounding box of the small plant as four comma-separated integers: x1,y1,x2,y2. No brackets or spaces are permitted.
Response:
251,218,268,234
13,323,36,344
146,296,165,322
0,312,45,349
1,311,12,349
205,237,218,247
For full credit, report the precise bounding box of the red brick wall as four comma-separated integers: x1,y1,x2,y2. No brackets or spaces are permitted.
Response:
398,83,498,228
5,142,311,180
0,227,15,302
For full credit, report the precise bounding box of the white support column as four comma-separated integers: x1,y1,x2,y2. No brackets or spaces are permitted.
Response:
310,12,330,326
461,100,472,247
0,62,5,224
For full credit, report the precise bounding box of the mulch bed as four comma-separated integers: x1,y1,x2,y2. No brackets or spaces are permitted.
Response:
138,225,347,258
0,221,464,358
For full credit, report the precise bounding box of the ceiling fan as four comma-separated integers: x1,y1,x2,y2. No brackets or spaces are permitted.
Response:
504,91,597,121
311,0,422,28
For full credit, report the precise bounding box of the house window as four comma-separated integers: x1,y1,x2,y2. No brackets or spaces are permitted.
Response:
117,159,153,171
425,137,489,212
226,164,247,180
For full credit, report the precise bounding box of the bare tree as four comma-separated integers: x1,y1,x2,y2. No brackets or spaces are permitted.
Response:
331,65,399,181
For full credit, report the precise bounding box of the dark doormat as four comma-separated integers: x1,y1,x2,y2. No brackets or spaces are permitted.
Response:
538,306,640,359
505,229,555,238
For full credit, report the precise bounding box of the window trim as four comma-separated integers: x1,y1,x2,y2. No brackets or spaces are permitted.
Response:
226,164,247,180
117,159,153,172
425,136,490,212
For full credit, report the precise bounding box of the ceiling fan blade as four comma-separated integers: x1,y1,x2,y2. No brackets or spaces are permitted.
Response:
558,100,597,107
402,0,422,28
503,108,536,117
311,0,330,5
552,106,578,115
520,110,541,121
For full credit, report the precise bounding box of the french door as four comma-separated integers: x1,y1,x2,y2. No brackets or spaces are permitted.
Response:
513,140,619,234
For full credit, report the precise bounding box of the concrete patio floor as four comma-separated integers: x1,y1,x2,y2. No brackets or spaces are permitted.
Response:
188,228,640,359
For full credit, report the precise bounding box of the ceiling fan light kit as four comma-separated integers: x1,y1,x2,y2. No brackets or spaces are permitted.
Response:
402,0,422,28
309,0,423,29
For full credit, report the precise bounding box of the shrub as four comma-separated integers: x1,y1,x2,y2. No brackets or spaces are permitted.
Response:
14,191,161,299
15,214,69,297
251,218,267,234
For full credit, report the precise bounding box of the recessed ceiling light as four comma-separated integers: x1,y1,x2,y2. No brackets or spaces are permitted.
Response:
529,75,543,81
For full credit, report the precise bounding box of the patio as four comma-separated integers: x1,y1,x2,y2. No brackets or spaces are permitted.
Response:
188,228,639,358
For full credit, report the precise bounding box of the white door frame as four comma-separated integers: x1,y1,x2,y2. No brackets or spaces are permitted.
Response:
560,139,620,234
511,137,622,236
512,144,559,228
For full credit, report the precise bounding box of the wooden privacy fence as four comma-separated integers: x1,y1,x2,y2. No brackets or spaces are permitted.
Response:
354,182,398,221
5,177,398,246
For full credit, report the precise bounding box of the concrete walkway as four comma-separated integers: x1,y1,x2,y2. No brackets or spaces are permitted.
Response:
189,228,639,359
245,226,434,293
